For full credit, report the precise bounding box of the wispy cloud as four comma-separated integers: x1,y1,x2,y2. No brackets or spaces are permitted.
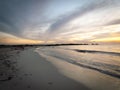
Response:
0,0,120,44
106,19,120,25
47,0,120,33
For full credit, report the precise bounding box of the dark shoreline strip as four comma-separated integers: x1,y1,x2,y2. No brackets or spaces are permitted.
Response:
50,55,120,79
71,61,120,79
74,49,120,56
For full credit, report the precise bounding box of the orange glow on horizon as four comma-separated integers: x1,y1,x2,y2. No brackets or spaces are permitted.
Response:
0,32,44,45
0,37,44,45
92,37,120,43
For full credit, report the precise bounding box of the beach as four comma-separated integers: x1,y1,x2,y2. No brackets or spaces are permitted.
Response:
0,45,120,90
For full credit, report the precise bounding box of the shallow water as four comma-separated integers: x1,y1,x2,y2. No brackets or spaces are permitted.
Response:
36,45,120,90
37,45,120,78
59,45,120,53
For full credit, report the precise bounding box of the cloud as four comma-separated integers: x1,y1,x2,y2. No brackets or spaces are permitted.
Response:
47,0,119,33
106,19,120,25
0,32,44,45
0,0,50,35
0,0,120,44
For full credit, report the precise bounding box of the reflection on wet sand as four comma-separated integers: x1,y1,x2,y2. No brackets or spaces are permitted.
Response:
0,47,89,90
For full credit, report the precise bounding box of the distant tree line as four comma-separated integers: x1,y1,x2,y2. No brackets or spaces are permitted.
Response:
0,43,99,48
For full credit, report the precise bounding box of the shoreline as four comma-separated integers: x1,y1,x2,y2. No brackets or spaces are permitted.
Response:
0,47,89,90
0,47,120,90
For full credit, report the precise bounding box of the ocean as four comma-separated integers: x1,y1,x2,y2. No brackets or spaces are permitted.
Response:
37,45,120,79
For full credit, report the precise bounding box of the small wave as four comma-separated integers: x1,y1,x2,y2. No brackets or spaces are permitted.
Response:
36,48,120,79
71,61,120,79
44,53,120,79
74,49,120,56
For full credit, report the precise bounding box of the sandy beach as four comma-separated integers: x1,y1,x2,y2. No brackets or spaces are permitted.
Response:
0,46,120,90
1,0,120,90
0,47,89,90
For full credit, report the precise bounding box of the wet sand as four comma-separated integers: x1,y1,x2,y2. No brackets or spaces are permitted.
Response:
35,47,120,90
0,47,89,90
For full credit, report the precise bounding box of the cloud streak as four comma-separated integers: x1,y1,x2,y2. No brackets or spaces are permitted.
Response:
47,0,120,33
106,19,120,25
0,0,120,44
0,0,50,35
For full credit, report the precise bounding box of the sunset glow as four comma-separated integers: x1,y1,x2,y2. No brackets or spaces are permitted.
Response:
0,0,120,44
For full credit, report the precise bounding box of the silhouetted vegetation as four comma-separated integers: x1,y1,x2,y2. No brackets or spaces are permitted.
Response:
0,43,99,48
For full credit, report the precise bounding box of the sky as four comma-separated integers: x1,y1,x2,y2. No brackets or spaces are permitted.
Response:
0,0,120,45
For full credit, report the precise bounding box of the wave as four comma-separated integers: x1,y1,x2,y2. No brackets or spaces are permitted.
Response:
73,49,120,56
41,52,120,79
71,61,120,78
36,48,120,79
54,55,120,79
